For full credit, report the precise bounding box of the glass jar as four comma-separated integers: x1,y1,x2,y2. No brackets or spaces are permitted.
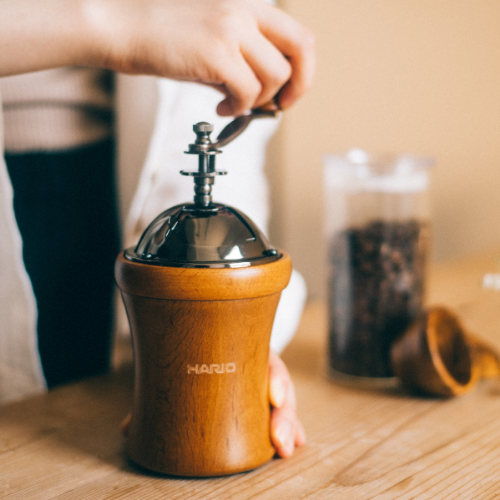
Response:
323,150,433,382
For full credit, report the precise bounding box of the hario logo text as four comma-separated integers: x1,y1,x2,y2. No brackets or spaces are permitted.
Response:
187,363,236,375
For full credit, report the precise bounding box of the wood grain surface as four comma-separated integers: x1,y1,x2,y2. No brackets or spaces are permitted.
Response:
115,252,292,300
123,293,280,476
1,246,500,499
115,250,291,476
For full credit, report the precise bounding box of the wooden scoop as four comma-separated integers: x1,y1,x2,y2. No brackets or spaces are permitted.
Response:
391,306,500,397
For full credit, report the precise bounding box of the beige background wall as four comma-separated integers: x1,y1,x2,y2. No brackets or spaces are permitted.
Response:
268,0,500,298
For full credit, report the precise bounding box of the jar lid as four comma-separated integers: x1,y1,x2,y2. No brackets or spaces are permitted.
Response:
124,202,280,268
323,150,434,193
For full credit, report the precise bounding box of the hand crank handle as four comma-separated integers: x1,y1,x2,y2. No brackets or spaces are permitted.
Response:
212,100,281,150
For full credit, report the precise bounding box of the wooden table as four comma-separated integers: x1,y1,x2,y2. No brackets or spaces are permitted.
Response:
2,248,500,499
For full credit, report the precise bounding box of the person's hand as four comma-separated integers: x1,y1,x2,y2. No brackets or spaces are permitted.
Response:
1,0,315,116
91,0,315,115
268,349,306,457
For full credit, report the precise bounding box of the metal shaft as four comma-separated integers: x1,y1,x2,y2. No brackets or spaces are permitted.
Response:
182,122,225,208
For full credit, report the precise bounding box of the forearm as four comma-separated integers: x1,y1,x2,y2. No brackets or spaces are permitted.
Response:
0,0,103,76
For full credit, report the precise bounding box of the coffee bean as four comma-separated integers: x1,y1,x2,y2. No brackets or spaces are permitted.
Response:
328,220,428,378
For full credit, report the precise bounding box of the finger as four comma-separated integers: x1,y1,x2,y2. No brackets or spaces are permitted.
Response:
268,349,295,409
276,49,315,111
271,413,295,458
240,31,292,108
268,350,306,457
255,4,316,109
271,404,306,457
213,57,263,116
200,36,264,116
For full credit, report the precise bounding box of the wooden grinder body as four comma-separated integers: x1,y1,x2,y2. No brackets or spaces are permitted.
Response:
115,252,292,477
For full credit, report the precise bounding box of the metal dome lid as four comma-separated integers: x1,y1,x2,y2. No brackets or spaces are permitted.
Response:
125,202,279,268
124,114,281,269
